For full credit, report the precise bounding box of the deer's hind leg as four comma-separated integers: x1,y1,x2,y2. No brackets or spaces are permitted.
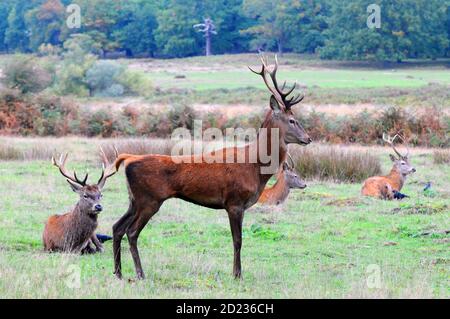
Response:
126,199,162,280
113,200,136,279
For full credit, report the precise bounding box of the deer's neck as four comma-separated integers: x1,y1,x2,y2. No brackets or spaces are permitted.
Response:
264,171,290,204
71,204,98,227
255,115,287,183
386,167,406,191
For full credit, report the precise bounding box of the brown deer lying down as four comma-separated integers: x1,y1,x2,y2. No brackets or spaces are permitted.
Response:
361,133,416,200
112,56,312,280
43,149,117,254
258,155,306,205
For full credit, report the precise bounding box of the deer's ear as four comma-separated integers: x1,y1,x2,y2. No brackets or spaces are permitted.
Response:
389,154,397,162
270,95,282,113
67,179,83,193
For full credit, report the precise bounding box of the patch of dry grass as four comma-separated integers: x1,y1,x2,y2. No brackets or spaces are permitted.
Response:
0,143,54,161
290,145,382,183
433,149,450,164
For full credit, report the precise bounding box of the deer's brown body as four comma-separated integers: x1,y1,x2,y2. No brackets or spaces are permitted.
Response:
112,56,312,280
43,193,102,253
43,150,117,254
258,161,306,206
362,134,415,200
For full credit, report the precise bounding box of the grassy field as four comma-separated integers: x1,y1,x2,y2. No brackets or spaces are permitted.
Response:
126,54,450,90
149,68,450,91
0,137,448,298
127,54,450,109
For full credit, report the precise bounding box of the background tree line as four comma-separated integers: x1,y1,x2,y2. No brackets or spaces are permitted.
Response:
0,0,448,61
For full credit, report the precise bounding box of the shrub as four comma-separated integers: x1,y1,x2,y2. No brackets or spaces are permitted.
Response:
290,145,382,183
167,103,196,131
2,55,52,94
33,95,79,136
119,69,153,97
86,61,125,97
54,39,97,97
86,110,115,137
0,89,40,135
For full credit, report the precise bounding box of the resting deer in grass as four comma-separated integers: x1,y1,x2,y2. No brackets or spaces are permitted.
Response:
112,55,312,280
258,154,306,205
361,133,416,200
43,149,117,254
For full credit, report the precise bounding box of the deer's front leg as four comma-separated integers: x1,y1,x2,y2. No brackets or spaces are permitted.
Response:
80,239,97,254
90,234,104,253
227,206,245,279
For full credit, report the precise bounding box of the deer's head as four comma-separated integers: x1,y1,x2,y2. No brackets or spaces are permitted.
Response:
249,55,312,146
383,133,416,176
283,153,306,189
52,148,118,215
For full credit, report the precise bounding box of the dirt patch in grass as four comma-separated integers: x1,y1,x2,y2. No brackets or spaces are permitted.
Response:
292,191,335,201
325,197,361,207
391,203,448,215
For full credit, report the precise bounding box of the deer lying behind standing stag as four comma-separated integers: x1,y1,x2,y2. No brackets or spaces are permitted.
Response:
257,154,306,206
361,133,416,200
112,55,312,280
43,149,118,254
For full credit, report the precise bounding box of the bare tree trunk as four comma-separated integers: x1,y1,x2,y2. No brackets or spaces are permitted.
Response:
277,39,283,56
206,33,212,56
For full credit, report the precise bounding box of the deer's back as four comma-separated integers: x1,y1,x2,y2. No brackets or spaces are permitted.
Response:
124,153,267,210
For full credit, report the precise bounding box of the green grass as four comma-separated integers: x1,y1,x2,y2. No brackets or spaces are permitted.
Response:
0,138,448,298
150,69,450,91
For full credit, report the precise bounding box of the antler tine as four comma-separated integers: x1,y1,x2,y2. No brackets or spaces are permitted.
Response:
396,134,410,158
52,153,87,186
74,171,89,185
265,54,303,110
248,55,285,108
286,152,296,170
383,133,404,159
97,146,119,188
290,93,305,105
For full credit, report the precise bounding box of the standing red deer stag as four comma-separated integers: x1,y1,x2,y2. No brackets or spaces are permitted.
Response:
361,133,416,199
43,149,117,253
258,154,306,205
112,56,312,280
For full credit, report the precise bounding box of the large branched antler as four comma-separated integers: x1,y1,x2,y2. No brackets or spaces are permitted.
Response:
249,54,304,110
97,146,119,189
52,153,88,186
382,133,409,159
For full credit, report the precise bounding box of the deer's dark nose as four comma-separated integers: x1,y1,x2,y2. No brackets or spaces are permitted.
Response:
95,204,103,212
412,168,416,173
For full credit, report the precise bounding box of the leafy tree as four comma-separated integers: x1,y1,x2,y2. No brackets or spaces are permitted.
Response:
55,34,97,96
0,2,11,52
320,0,450,61
113,0,157,56
25,0,65,51
154,0,202,57
287,0,329,54
241,0,290,53
5,1,32,52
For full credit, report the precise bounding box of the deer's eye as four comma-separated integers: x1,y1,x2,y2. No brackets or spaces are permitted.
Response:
289,119,295,124
83,194,89,199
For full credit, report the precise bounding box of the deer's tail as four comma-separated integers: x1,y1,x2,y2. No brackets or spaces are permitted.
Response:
115,154,135,171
